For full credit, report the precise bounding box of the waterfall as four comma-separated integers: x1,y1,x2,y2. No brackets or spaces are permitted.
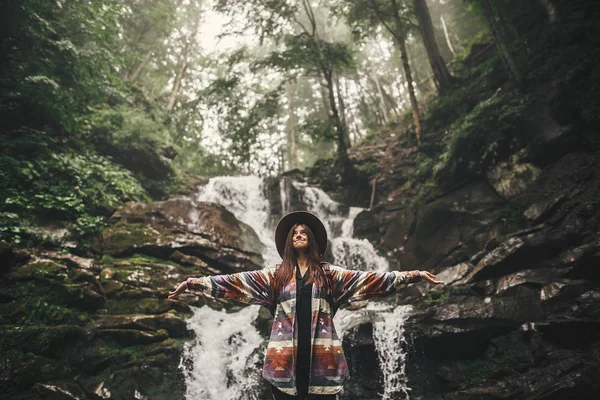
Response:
181,176,413,399
373,305,413,400
181,306,264,400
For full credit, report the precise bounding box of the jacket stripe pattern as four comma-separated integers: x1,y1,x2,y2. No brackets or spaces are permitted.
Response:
186,263,420,396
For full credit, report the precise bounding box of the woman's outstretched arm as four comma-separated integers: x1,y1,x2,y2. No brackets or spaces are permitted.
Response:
328,265,443,307
168,267,276,309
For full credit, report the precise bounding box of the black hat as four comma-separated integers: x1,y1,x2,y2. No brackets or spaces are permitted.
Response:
275,211,328,258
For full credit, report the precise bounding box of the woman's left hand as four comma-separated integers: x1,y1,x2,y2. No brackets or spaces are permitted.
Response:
418,270,444,285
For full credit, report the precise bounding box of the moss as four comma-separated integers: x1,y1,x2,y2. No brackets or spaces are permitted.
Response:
11,261,70,282
4,280,92,326
432,90,531,185
423,285,474,307
105,297,173,315
97,254,117,264
103,222,159,255
454,359,490,387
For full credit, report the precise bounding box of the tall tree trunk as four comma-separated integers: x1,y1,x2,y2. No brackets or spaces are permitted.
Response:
413,0,453,93
324,71,350,168
127,50,153,83
440,15,456,56
167,14,201,112
286,82,298,170
390,0,422,144
480,0,522,84
536,0,558,23
372,72,390,123
335,74,351,148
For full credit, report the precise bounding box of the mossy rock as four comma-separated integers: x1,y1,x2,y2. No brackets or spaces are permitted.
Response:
0,325,87,359
101,222,160,256
8,261,69,282
96,328,169,346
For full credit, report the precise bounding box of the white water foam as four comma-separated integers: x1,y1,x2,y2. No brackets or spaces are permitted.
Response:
196,176,280,267
180,305,264,400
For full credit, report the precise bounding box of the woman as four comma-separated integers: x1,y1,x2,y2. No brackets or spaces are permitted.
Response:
169,211,443,399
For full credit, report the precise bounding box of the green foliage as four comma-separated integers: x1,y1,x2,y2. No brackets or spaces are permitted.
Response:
432,89,530,184
0,152,148,245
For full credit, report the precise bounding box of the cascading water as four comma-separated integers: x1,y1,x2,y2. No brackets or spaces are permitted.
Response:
180,176,413,399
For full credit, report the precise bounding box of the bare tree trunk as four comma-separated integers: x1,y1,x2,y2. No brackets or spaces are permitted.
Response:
390,0,422,144
372,72,390,123
324,71,350,167
413,0,453,93
127,50,153,83
381,85,401,118
335,74,351,148
440,15,456,56
319,83,331,118
286,82,298,170
397,33,422,145
480,0,522,84
536,0,558,23
167,13,201,112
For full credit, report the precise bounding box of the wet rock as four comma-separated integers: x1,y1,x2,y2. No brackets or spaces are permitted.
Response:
435,262,473,286
38,250,100,272
397,181,507,269
95,313,188,338
382,206,417,251
33,383,86,400
102,199,263,272
104,296,191,315
524,193,566,222
465,227,578,282
101,279,124,295
96,328,169,346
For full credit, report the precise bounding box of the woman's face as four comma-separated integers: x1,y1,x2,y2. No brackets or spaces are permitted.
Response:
291,224,309,252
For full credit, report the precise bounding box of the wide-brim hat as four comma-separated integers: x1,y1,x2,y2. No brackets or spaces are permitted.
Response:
275,211,328,258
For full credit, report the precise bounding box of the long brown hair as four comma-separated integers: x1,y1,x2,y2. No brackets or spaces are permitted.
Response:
273,223,330,297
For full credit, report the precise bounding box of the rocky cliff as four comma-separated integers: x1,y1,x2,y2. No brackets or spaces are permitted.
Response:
0,198,264,399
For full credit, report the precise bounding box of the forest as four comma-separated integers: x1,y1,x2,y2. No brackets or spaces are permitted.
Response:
1,0,599,399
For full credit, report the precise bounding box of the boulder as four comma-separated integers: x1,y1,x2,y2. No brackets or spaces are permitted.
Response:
396,181,507,269
101,199,263,272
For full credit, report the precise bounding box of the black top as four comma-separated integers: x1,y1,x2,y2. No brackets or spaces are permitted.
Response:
296,264,313,372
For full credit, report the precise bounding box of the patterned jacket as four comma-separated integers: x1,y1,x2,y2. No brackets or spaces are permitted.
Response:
186,263,420,396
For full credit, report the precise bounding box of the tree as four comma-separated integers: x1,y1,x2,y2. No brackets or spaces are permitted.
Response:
412,0,454,92
343,0,423,144
476,0,522,83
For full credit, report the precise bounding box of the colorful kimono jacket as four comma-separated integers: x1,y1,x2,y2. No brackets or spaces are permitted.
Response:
186,263,420,396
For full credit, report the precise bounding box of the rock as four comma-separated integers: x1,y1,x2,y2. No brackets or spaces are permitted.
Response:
96,329,169,346
435,262,473,286
524,193,566,222
104,297,191,315
382,206,417,251
84,381,112,399
101,279,124,295
465,227,579,282
8,260,69,282
34,383,86,400
493,267,567,294
38,250,100,272
487,158,541,199
174,175,208,197
397,181,507,269
95,313,188,338
101,199,263,272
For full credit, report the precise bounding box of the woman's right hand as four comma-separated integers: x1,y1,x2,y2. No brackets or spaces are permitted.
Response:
168,281,188,299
